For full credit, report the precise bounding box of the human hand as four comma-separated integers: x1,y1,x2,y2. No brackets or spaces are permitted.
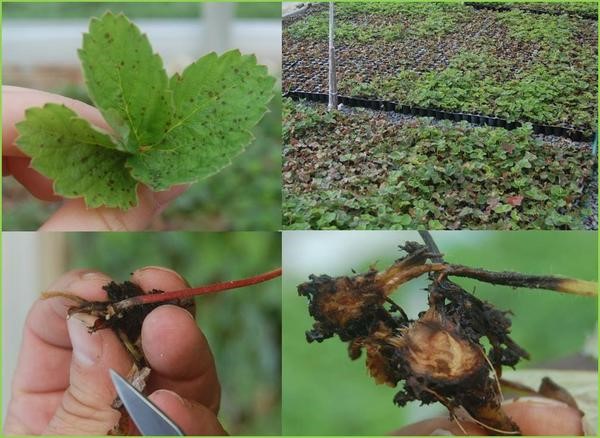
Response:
4,266,226,435
2,86,187,231
393,398,584,435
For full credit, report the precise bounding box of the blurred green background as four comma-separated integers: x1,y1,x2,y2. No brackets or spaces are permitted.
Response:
3,2,281,19
282,231,598,435
61,232,281,435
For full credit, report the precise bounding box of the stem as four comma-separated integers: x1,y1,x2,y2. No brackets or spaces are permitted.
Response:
380,259,597,297
445,265,597,297
418,231,443,263
113,267,282,312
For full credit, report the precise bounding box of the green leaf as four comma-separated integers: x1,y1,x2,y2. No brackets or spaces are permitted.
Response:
127,50,275,190
15,104,138,209
393,214,412,226
427,219,444,229
79,12,171,152
525,187,549,201
493,203,513,214
15,13,274,210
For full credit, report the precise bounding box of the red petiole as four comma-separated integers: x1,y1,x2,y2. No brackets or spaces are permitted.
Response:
112,267,282,313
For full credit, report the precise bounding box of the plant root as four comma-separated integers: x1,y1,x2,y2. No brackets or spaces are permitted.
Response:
298,242,592,435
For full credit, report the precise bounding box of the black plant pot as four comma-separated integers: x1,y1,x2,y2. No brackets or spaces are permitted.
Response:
532,125,545,135
353,98,367,108
489,117,501,127
467,114,477,124
571,130,584,142
399,104,411,114
583,132,595,142
346,97,360,107
496,118,508,128
383,101,396,111
371,100,383,110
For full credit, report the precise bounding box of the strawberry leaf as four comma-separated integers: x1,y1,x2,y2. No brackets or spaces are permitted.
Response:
127,50,275,190
79,12,171,152
506,195,524,206
15,104,138,209
15,12,274,210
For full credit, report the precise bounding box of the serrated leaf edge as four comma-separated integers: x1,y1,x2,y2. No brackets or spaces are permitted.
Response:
15,103,139,210
78,11,173,151
127,50,276,191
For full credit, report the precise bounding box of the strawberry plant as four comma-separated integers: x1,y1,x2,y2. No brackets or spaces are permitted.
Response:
298,238,596,434
283,100,595,230
16,12,275,209
284,2,597,133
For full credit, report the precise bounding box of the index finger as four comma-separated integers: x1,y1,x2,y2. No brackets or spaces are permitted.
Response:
2,85,109,157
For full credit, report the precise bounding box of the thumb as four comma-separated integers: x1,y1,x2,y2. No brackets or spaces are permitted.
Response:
149,390,228,436
44,315,133,435
39,185,188,232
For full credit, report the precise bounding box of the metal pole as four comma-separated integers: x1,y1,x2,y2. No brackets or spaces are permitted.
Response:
202,2,234,54
328,2,338,111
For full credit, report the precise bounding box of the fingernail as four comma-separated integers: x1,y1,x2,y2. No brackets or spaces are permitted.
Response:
135,266,189,286
504,396,569,407
67,314,103,367
431,429,454,436
163,304,196,321
47,269,91,291
81,271,110,281
150,389,186,406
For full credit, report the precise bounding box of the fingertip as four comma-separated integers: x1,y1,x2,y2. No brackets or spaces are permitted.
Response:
140,305,219,412
148,390,227,436
5,156,62,201
47,269,111,293
46,269,112,310
503,398,584,435
39,185,182,231
23,269,111,351
391,417,487,435
149,388,185,409
141,305,207,377
131,266,190,292
39,198,136,231
3,86,108,157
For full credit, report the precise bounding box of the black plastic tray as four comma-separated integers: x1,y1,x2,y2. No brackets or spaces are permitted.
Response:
284,90,595,142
